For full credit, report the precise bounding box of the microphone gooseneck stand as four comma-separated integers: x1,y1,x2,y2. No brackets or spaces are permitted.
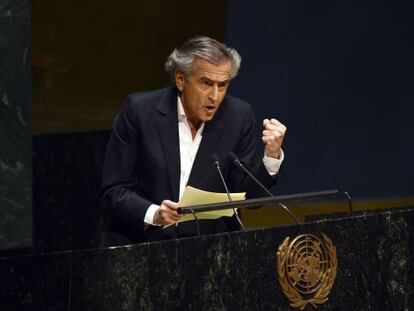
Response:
228,152,300,225
211,153,245,231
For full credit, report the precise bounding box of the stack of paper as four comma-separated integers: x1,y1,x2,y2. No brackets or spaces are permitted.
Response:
164,186,246,227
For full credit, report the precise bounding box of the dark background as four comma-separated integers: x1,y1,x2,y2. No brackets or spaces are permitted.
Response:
32,0,414,199
1,0,413,252
226,0,414,198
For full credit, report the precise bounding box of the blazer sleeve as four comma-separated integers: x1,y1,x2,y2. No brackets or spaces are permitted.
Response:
99,96,152,236
230,104,279,198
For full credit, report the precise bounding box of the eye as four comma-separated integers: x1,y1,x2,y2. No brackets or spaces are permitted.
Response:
218,81,229,89
203,79,214,86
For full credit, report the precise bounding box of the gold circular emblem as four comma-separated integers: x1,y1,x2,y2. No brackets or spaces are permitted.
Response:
277,233,337,310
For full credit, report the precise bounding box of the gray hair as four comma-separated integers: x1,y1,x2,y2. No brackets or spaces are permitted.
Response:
165,36,241,80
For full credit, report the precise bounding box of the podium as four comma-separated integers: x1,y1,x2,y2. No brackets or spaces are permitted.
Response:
1,204,414,310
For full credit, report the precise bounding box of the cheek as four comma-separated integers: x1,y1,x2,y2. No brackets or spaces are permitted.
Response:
194,91,206,104
219,92,226,102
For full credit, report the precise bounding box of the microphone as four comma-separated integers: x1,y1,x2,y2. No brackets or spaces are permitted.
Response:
210,153,245,230
211,153,232,202
228,152,300,225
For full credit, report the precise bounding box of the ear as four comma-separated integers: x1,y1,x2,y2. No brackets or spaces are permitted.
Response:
175,70,185,92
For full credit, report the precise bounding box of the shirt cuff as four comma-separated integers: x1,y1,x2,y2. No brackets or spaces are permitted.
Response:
263,149,284,176
144,204,161,226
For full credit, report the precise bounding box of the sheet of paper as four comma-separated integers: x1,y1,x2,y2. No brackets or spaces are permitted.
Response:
163,186,246,228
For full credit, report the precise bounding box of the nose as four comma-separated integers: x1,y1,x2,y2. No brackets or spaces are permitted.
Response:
208,85,219,103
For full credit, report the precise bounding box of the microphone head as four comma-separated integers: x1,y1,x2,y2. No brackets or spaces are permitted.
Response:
228,152,241,166
210,153,220,164
228,152,238,161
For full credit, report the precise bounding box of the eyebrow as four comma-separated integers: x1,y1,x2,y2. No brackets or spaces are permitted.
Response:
200,77,230,84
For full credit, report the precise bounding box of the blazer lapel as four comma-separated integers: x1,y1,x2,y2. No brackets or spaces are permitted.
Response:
155,88,181,202
187,101,227,187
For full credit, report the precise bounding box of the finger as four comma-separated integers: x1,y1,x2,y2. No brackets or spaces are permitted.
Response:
165,214,180,223
262,135,276,144
264,122,286,130
162,199,177,206
155,209,180,225
159,206,180,219
263,119,270,126
162,200,180,210
262,129,283,136
263,132,284,141
270,118,284,126
168,210,181,221
268,118,287,131
265,120,285,128
263,122,280,130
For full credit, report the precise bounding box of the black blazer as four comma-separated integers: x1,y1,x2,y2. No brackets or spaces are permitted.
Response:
100,87,278,244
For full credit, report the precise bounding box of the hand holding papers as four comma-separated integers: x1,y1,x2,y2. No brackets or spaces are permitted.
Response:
163,186,246,228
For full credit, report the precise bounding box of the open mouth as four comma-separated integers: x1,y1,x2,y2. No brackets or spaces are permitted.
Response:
204,105,216,114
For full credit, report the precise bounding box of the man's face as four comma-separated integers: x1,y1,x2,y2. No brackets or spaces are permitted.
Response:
175,58,232,128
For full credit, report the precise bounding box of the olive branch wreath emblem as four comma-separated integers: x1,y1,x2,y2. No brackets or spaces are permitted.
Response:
276,234,337,310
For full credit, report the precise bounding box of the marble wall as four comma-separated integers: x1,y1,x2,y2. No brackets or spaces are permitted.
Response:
0,0,32,249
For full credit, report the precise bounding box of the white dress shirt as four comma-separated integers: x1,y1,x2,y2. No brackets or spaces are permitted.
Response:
144,96,284,225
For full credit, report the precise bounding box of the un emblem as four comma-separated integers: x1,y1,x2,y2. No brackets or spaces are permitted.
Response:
276,234,337,310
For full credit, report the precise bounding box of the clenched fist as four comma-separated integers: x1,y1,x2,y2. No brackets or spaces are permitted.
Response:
262,118,287,159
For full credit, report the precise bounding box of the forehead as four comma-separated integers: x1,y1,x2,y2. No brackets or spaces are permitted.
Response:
191,58,232,81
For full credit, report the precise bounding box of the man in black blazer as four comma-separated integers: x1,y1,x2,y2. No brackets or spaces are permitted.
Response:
100,36,286,245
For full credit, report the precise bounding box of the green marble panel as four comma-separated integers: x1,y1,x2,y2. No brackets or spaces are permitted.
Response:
0,0,32,250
